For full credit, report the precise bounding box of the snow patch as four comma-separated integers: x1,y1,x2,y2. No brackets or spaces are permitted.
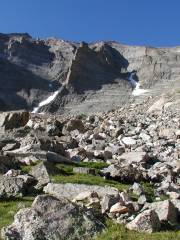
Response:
132,82,149,96
128,73,149,96
32,90,59,113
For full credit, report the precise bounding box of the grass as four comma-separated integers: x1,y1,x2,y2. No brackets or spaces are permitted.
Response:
4,161,179,240
0,197,33,239
50,162,130,192
96,219,180,240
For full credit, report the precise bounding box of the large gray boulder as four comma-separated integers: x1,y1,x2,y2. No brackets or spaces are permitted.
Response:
126,210,161,233
2,195,105,240
144,200,177,224
118,151,149,165
44,183,119,200
101,164,147,182
0,175,35,198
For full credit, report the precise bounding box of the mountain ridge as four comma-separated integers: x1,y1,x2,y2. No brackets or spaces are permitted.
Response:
0,33,180,114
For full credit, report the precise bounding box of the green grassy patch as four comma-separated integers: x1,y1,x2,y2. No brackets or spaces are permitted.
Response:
51,173,130,192
50,163,129,192
96,219,180,240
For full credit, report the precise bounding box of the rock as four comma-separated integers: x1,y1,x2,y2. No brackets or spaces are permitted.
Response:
175,130,180,137
86,197,101,208
59,135,78,149
101,164,146,182
63,119,85,134
73,167,96,175
46,151,71,163
0,111,29,130
138,195,147,205
110,203,129,214
159,128,175,139
4,169,22,177
105,144,125,155
29,162,50,189
2,195,105,240
147,97,166,113
146,200,177,224
0,155,15,173
167,192,180,200
119,151,149,165
119,192,131,204
101,194,120,214
0,175,35,198
2,142,20,151
73,191,98,202
46,120,63,136
139,132,151,141
39,138,65,155
121,137,136,146
171,199,180,216
126,210,161,233
44,183,119,200
130,182,144,196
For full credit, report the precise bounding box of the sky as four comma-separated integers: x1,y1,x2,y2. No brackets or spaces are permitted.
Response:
0,0,180,47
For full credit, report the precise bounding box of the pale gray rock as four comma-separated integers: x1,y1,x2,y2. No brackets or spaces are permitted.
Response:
44,183,119,200
119,151,149,165
145,200,177,224
0,175,35,198
126,210,161,233
2,195,105,240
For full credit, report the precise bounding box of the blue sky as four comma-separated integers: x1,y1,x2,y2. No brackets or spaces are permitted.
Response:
0,0,180,46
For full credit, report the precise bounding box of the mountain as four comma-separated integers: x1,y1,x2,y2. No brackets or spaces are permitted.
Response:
0,33,180,114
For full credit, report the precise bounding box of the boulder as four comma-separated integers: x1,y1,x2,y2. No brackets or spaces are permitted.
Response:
29,162,50,189
110,202,129,214
73,191,99,202
121,137,136,147
171,199,180,216
46,120,63,136
0,111,29,130
126,210,161,233
46,151,72,163
62,119,85,134
101,194,120,214
145,200,177,224
44,183,119,200
2,195,105,240
39,138,65,155
119,151,149,165
0,155,14,173
101,164,146,182
0,175,35,198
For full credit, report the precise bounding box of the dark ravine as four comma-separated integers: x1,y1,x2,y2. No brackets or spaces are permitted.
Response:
0,33,180,114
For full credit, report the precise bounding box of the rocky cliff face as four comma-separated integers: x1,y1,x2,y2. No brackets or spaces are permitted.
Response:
0,33,180,114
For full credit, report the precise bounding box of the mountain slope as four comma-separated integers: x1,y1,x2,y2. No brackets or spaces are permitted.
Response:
0,33,179,114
